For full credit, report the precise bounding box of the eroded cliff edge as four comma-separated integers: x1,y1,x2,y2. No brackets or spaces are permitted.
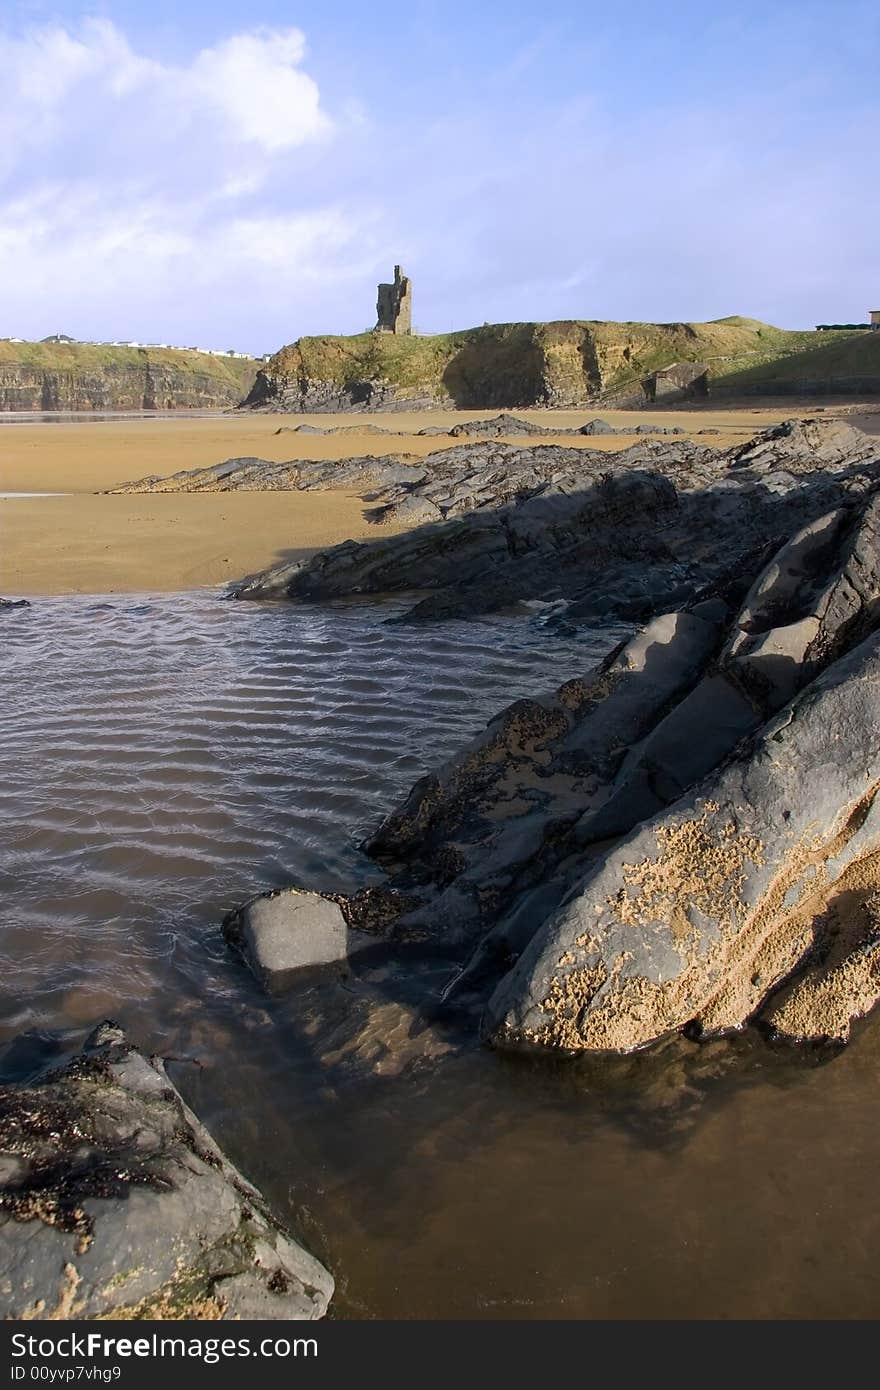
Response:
240,318,879,412
0,341,258,411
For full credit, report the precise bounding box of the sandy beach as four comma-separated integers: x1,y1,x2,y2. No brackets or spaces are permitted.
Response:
0,404,847,595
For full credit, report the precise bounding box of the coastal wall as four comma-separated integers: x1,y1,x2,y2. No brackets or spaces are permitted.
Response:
0,341,258,411
241,317,867,413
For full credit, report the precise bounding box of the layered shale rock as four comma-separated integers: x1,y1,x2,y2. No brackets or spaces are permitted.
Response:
226,420,880,625
487,627,880,1052
0,1024,333,1319
239,319,870,413
0,344,257,412
239,478,880,1055
727,417,877,474
364,610,724,949
107,452,422,495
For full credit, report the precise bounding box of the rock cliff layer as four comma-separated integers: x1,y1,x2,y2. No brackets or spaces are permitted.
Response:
241,318,870,413
0,341,258,411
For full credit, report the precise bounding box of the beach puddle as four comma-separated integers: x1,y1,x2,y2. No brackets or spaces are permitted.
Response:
2,593,880,1318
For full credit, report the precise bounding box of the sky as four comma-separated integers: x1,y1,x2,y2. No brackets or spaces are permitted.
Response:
1,1,877,353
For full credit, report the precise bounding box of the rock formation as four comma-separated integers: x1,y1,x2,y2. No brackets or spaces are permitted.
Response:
0,343,257,412
0,1023,333,1319
239,318,875,413
223,887,383,993
106,416,694,495
488,620,880,1051
227,420,879,626
221,417,880,1054
107,452,422,495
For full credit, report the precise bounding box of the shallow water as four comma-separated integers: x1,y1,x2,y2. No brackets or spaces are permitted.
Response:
0,410,226,426
3,593,880,1319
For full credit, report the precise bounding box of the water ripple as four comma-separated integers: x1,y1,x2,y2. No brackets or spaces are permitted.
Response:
1,592,622,1033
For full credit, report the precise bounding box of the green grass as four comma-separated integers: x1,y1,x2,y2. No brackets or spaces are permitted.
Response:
0,339,258,392
263,318,869,404
712,328,880,390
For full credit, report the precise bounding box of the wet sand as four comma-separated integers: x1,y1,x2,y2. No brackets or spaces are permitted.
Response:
0,404,849,595
0,491,392,595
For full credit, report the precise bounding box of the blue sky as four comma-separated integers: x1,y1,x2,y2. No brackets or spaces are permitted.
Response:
1,2,877,352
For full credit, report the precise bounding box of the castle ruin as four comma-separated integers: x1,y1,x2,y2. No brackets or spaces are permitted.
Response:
376,265,412,335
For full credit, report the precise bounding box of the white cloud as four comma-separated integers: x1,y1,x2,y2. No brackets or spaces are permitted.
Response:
0,19,329,158
0,18,364,349
0,180,379,350
3,12,873,348
189,30,329,151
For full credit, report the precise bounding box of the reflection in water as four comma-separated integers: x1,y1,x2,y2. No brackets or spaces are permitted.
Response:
2,593,879,1319
0,410,226,426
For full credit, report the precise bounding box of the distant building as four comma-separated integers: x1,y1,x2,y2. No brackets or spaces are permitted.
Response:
643,361,709,402
375,265,412,335
816,313,880,331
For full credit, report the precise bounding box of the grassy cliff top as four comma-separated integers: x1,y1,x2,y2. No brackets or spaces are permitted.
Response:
263,318,863,400
713,325,880,390
0,339,259,388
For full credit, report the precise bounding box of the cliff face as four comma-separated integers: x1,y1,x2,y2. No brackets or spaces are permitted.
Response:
0,342,258,411
241,318,867,413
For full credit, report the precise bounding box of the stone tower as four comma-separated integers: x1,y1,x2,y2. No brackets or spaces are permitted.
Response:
376,265,412,335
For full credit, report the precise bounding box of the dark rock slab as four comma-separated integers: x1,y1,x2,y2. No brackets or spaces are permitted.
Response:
107,453,422,495
486,629,880,1052
255,486,880,1055
0,1024,333,1319
228,418,880,628
365,610,722,949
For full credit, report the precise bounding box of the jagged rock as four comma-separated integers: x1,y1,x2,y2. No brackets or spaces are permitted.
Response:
447,412,548,437
260,483,880,1054
228,421,880,624
413,416,667,438
365,611,723,948
578,417,617,435
486,628,880,1052
574,497,880,843
0,1024,333,1319
0,598,30,610
113,421,880,629
108,453,422,496
223,887,379,993
728,417,875,474
274,422,396,437
231,468,687,614
438,413,681,439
